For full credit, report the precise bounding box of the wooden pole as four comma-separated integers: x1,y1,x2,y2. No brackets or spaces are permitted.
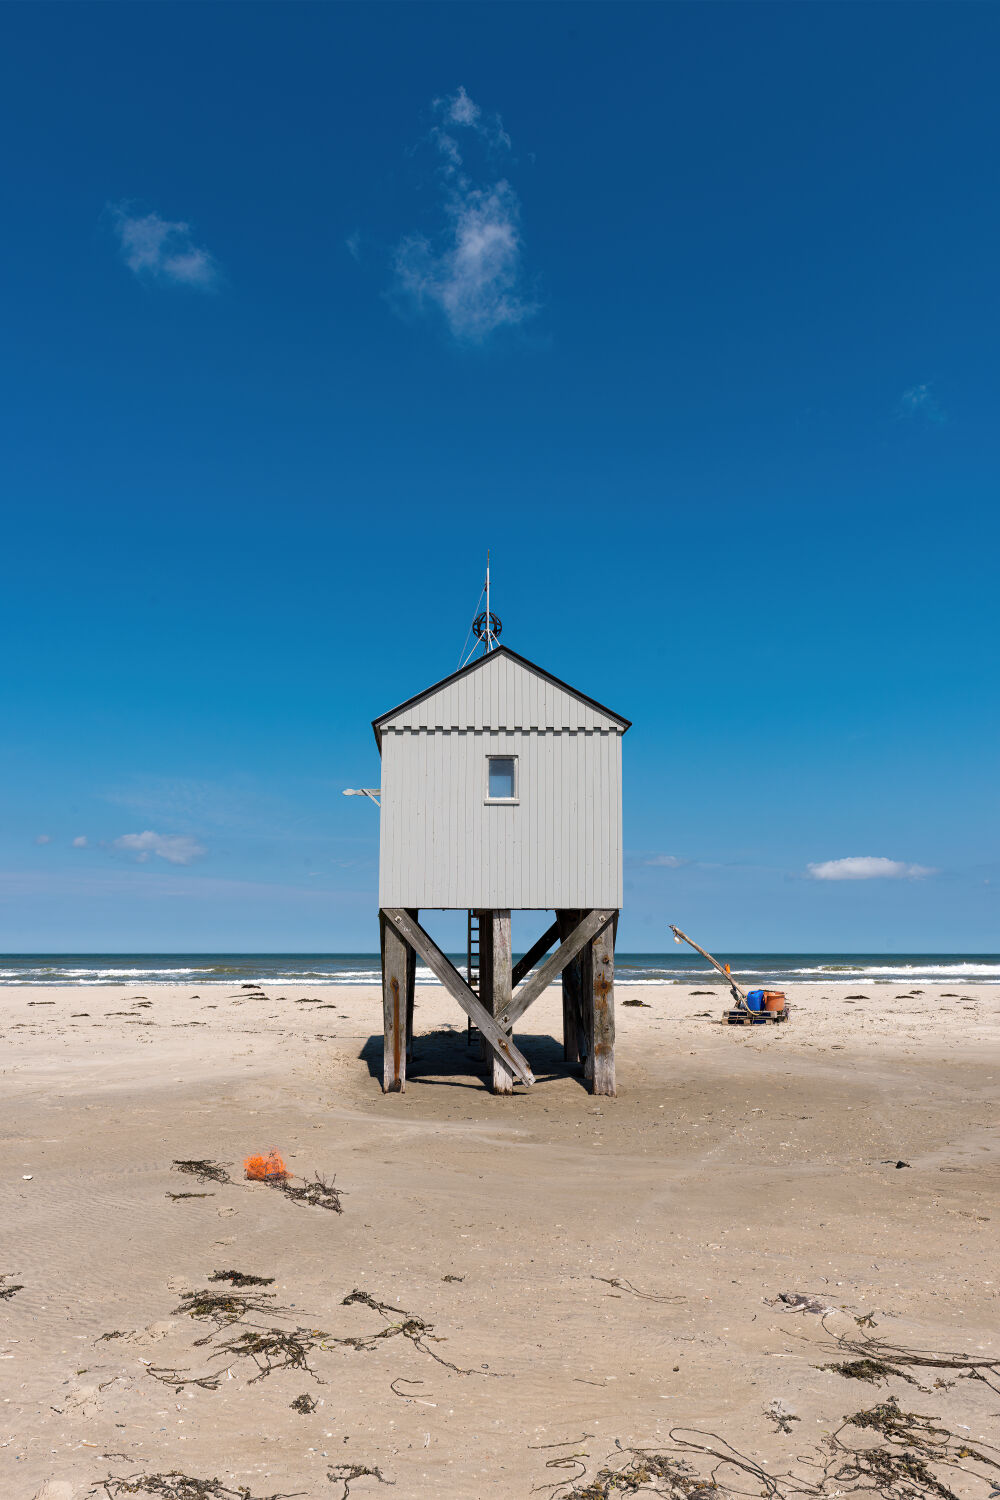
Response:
590,917,616,1096
668,925,747,1007
581,937,594,1081
381,909,535,1086
504,908,615,1029
477,911,493,1066
380,911,410,1092
558,910,583,1065
490,911,514,1094
405,908,418,1062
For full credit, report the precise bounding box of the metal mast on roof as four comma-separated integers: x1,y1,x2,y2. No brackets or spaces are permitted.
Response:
459,552,502,666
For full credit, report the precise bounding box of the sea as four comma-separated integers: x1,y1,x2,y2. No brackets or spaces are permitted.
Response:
0,953,997,986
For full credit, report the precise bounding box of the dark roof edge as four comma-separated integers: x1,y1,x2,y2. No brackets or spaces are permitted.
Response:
370,645,631,750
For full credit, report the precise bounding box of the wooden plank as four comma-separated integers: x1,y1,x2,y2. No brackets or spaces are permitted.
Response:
558,910,583,1065
382,909,534,1086
504,909,615,1028
511,919,560,990
405,907,418,1061
590,919,616,1096
477,910,493,1066
380,913,408,1093
491,911,514,1094
580,939,594,1080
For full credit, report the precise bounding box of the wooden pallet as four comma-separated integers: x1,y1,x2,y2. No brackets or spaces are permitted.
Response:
724,1007,789,1025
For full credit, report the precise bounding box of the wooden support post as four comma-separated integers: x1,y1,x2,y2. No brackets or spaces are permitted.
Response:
381,909,535,1086
504,908,615,1029
580,937,594,1080
558,910,583,1065
511,918,560,990
490,910,514,1095
589,914,617,1097
405,907,418,1062
477,911,493,1066
380,911,411,1093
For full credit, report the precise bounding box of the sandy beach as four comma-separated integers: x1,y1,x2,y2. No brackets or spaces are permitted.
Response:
4,980,998,1500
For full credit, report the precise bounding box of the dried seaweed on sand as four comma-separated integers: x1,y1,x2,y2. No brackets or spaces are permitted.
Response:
592,1275,681,1304
209,1269,275,1287
276,1173,343,1212
813,1320,1000,1395
94,1472,303,1498
173,1287,282,1341
326,1464,393,1498
551,1398,1000,1500
172,1159,231,1186
332,1288,495,1376
210,1325,328,1383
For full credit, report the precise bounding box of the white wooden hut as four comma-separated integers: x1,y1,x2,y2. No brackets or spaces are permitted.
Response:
372,646,630,1097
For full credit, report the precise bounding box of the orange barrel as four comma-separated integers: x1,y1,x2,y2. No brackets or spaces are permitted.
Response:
763,990,786,1013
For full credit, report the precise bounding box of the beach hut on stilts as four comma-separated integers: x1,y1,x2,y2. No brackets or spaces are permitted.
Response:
351,575,631,1097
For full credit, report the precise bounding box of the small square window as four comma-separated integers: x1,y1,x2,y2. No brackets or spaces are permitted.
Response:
487,755,517,801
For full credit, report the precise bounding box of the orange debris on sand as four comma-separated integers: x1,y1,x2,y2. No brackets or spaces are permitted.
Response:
244,1148,289,1182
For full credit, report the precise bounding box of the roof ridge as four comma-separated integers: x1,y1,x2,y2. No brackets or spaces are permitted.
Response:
371,646,630,748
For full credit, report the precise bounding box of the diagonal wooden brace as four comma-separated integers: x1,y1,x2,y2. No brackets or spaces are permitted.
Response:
511,919,561,990
502,909,616,1029
381,909,535,1087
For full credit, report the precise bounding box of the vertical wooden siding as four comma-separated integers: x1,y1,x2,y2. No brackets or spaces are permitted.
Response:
386,650,625,733
378,727,623,909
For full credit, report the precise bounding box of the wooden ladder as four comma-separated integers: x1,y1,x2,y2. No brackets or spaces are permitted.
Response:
466,909,480,1046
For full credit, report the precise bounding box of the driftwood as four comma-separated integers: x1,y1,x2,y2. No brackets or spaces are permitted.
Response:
668,926,747,1009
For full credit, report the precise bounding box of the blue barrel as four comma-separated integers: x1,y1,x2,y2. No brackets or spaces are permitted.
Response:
746,989,765,1012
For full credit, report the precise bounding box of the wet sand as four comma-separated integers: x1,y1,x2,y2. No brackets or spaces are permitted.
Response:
4,980,998,1499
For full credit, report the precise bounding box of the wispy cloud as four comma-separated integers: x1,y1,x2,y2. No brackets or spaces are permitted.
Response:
113,830,206,865
807,856,935,881
392,86,536,343
897,383,946,425
35,834,51,845
72,836,87,848
645,854,687,868
110,205,219,289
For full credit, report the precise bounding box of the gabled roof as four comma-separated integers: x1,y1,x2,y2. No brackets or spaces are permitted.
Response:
371,645,631,749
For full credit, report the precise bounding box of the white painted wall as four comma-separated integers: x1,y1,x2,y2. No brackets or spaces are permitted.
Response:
376,653,626,910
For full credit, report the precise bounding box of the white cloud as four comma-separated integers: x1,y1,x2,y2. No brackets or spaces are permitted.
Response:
35,834,51,845
111,206,219,289
645,854,686,868
113,830,206,865
807,856,935,881
897,383,946,424
72,836,87,848
393,87,535,343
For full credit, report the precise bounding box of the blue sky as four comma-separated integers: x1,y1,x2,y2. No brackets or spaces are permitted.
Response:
1,2,996,953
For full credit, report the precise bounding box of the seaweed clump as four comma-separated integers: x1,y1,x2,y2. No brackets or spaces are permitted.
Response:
822,1358,920,1387
210,1325,328,1383
815,1322,1000,1395
96,1474,300,1499
172,1159,231,1185
326,1464,392,1498
559,1451,720,1500
0,1275,24,1301
210,1269,275,1288
277,1173,343,1213
173,1287,279,1338
333,1288,490,1375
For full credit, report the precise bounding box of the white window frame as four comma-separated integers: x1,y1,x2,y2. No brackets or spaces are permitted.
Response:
485,753,519,805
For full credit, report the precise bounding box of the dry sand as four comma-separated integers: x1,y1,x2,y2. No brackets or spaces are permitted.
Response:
3,980,998,1499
